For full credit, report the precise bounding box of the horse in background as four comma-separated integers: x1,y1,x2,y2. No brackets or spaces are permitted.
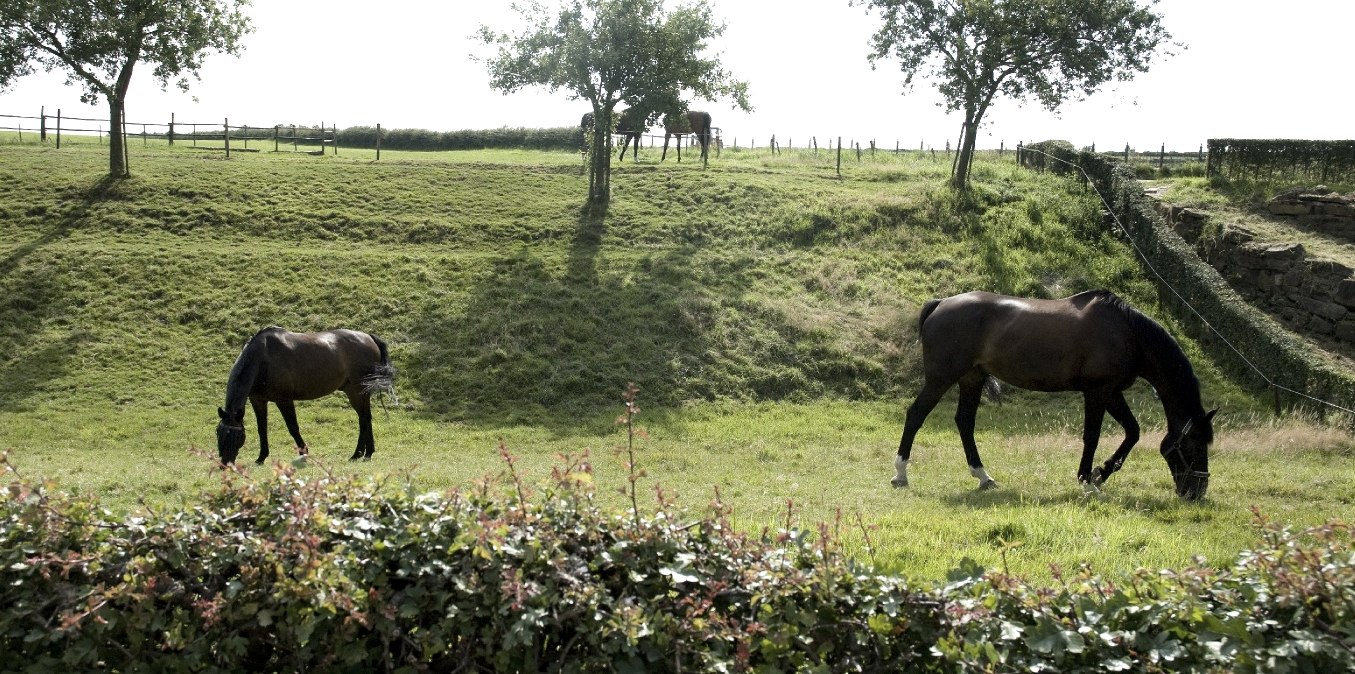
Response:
892,290,1216,500
661,110,713,163
580,109,646,161
216,327,396,465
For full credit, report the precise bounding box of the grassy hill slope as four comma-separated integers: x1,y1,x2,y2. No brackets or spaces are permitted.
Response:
2,138,1349,580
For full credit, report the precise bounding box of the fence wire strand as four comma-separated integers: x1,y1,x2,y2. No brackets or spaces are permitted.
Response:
1022,146,1355,418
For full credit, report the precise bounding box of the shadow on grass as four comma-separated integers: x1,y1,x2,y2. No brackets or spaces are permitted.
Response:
404,200,711,434
0,176,123,410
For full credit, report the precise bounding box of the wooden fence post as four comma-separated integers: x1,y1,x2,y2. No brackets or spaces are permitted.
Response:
274,125,280,152
55,109,61,149
40,106,46,141
856,142,862,162
334,122,339,156
1159,143,1165,171
376,123,382,160
1124,143,1130,162
242,125,249,150
168,112,175,146
224,118,230,158
836,136,842,177
292,125,298,152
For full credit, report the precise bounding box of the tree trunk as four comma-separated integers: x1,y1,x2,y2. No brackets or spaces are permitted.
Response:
950,120,979,189
587,107,616,203
108,96,127,177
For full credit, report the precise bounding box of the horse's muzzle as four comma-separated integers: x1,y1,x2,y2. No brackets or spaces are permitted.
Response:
1174,470,1209,501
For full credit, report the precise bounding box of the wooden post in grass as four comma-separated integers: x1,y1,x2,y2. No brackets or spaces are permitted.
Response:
56,109,61,149
1159,143,1165,171
168,112,175,145
40,106,46,141
836,136,842,177
224,118,230,158
376,123,382,161
274,125,280,152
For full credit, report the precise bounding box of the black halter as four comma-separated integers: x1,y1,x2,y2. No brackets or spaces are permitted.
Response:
1164,418,1210,480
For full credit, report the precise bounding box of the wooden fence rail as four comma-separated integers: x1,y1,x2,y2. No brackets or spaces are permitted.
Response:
0,108,338,155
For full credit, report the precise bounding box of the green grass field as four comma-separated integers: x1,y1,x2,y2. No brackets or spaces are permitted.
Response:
1,136,1351,581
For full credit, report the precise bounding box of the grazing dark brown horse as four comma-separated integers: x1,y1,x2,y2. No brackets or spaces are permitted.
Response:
216,327,396,465
893,290,1216,500
580,109,646,161
661,110,712,163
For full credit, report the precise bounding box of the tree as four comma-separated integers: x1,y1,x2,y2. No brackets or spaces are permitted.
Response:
0,0,253,178
478,0,750,203
857,0,1173,189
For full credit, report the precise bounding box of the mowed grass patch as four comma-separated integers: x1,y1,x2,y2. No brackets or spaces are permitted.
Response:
1,138,1349,581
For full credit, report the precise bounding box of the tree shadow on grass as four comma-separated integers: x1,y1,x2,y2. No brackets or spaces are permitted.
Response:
0,177,121,411
405,201,711,434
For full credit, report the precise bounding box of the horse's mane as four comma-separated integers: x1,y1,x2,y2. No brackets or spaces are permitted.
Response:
223,327,285,410
1095,290,1203,407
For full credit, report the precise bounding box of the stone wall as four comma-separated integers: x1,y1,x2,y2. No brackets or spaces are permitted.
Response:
1156,202,1355,357
1265,187,1355,240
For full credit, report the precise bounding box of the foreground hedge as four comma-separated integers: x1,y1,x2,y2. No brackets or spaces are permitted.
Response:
2,454,1352,673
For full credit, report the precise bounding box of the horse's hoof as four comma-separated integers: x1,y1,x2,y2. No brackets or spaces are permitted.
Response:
1090,466,1107,486
978,479,999,491
362,456,372,463
1081,480,1102,495
891,478,909,488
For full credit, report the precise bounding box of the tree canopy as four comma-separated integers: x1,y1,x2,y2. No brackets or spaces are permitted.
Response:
857,0,1174,188
478,0,751,202
0,0,253,177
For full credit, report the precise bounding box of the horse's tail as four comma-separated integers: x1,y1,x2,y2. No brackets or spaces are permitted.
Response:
917,298,943,331
363,334,399,407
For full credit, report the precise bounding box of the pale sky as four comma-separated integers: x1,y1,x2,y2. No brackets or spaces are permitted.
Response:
1,0,1350,152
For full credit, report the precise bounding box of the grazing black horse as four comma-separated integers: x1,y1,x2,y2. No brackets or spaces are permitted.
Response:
661,110,712,163
580,109,646,161
893,290,1216,500
216,327,396,464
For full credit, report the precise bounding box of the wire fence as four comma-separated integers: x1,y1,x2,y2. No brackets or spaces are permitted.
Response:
0,108,338,156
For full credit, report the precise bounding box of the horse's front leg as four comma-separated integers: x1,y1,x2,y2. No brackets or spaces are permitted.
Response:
276,401,308,456
1091,392,1139,487
250,397,270,465
956,378,997,490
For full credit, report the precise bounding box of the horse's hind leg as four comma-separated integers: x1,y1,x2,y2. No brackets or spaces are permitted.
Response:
955,373,998,490
894,379,951,488
250,397,271,464
347,392,374,461
276,401,308,456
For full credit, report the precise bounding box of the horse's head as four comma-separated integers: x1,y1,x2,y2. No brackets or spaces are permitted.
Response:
216,407,246,464
1161,408,1217,500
